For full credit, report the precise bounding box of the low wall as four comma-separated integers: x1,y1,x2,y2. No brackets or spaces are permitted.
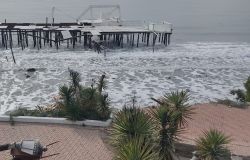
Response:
0,115,112,127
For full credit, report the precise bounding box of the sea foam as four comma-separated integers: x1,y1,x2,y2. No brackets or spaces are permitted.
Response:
1,42,250,113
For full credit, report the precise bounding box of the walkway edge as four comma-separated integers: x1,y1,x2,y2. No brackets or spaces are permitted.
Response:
0,115,112,127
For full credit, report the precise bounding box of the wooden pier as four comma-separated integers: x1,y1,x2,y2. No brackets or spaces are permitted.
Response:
0,22,172,51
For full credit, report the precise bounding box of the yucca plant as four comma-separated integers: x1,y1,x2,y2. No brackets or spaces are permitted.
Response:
97,93,111,120
150,105,181,160
152,90,193,127
58,70,111,120
150,90,194,159
115,137,159,160
195,129,231,160
110,106,154,146
96,74,111,120
59,85,81,120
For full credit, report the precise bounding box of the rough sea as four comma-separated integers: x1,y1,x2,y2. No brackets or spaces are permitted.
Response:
0,0,250,113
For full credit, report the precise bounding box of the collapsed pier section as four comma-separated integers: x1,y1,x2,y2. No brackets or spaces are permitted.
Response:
0,22,172,51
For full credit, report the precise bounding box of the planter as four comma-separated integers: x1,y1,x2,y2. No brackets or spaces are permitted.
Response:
0,115,112,127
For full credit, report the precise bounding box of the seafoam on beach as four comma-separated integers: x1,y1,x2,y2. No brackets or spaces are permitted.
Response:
1,42,250,113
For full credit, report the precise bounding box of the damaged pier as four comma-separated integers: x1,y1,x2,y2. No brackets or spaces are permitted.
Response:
0,22,172,51
0,5,172,54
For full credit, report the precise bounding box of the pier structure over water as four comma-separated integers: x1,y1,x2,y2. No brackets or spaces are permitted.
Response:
0,5,172,54
0,22,172,50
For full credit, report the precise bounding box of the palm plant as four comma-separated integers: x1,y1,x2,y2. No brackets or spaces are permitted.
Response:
97,93,111,120
115,137,159,160
58,70,111,120
110,106,154,146
152,90,193,127
110,91,195,160
150,90,194,159
96,74,111,119
111,105,158,160
150,105,181,160
195,129,231,160
59,85,81,120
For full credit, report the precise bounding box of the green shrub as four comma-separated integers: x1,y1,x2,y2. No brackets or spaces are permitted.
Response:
115,137,159,160
215,99,248,109
111,91,194,160
110,106,154,146
150,90,193,160
8,70,111,121
57,69,111,121
195,129,231,160
7,105,66,117
231,76,250,103
230,89,246,103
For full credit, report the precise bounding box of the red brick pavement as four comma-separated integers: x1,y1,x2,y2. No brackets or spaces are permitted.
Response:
0,123,113,160
179,103,250,156
0,103,249,159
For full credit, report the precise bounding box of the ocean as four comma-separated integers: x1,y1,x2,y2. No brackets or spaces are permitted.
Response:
0,0,250,113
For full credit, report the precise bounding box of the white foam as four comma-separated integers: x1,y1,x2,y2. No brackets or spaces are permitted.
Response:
1,42,250,113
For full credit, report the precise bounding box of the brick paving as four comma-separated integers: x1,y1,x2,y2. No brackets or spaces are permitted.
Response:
0,103,249,159
179,103,250,156
0,123,113,160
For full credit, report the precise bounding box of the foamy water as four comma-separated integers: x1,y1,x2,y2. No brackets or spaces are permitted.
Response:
1,42,250,113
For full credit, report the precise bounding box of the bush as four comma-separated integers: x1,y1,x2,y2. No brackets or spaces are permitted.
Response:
215,99,248,109
111,91,194,160
195,129,231,160
231,76,250,103
7,105,66,117
8,70,111,121
57,69,111,121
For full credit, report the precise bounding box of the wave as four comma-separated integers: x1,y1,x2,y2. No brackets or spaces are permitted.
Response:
0,42,250,113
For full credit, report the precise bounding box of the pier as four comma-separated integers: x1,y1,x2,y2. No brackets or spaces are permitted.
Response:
0,22,172,50
0,5,173,62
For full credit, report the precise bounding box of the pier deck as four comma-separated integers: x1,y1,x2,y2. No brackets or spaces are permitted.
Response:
0,22,172,50
0,22,172,63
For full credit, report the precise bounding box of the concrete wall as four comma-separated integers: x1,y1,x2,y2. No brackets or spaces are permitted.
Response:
0,115,112,127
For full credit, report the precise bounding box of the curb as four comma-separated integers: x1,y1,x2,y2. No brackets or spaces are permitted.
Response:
0,115,112,127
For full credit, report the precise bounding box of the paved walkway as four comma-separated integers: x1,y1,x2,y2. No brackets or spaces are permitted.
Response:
0,103,249,159
179,103,250,157
0,123,113,160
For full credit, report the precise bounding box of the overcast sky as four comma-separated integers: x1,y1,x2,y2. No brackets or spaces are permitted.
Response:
0,0,249,42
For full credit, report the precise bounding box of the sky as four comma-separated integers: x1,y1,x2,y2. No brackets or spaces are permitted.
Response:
0,0,249,42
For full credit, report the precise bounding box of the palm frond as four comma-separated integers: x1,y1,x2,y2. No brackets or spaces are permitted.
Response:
195,129,231,160
151,97,164,105
58,85,81,120
68,69,81,89
110,106,154,146
162,90,194,127
97,94,111,120
59,85,74,105
115,137,159,160
149,106,180,160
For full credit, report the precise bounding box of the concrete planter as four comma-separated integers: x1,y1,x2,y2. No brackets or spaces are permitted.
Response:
0,115,112,127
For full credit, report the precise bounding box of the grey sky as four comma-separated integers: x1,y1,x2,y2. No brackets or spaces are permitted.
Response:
0,0,249,42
